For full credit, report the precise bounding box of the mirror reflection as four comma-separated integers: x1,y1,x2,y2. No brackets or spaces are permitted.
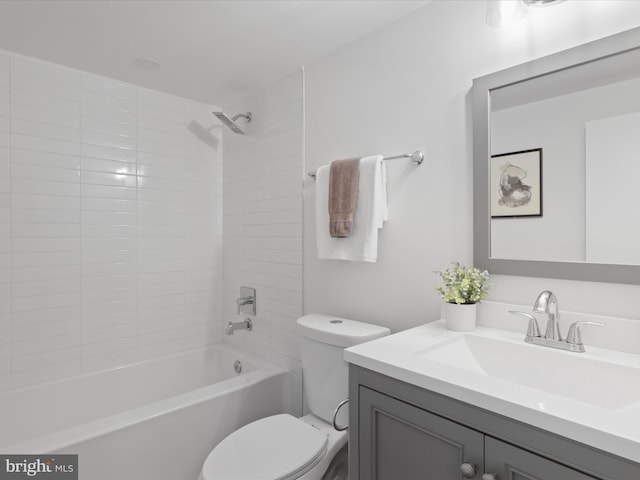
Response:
489,47,640,265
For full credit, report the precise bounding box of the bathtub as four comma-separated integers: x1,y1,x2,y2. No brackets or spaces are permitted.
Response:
0,344,289,480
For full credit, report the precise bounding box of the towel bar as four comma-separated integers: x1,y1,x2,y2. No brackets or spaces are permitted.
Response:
307,150,424,179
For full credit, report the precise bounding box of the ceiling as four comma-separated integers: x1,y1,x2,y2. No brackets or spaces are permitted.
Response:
0,0,429,106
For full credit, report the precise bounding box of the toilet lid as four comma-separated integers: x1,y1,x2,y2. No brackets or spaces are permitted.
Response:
202,414,328,480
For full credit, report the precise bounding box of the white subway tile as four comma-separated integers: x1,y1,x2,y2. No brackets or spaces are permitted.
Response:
81,224,136,238
138,151,182,167
12,193,80,211
82,274,137,292
81,102,136,125
137,188,183,204
138,88,184,113
82,239,136,258
11,89,79,116
82,324,137,345
81,262,136,278
81,299,137,318
12,237,81,253
81,171,136,188
12,265,81,283
12,163,80,183
12,345,81,372
12,223,80,238
81,116,137,137
11,133,80,156
81,143,137,163
81,184,136,200
11,359,81,388
81,249,136,265
12,178,81,196
11,103,80,129
81,130,136,150
11,208,80,224
136,163,185,179
81,74,136,100
137,139,184,157
138,115,185,135
81,89,136,113
82,312,136,331
81,336,136,357
11,148,80,169
82,197,136,213
11,74,79,102
137,339,184,361
12,251,80,268
137,199,184,214
81,348,137,373
83,286,137,305
137,104,183,124
12,292,81,314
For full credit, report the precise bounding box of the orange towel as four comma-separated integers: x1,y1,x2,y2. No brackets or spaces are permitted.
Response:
328,158,360,237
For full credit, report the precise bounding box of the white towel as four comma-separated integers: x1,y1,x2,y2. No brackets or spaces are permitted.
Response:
316,155,387,262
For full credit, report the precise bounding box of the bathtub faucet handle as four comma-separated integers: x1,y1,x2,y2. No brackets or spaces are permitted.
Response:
236,286,256,315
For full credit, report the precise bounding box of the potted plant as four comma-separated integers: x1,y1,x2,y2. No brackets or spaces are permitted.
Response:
435,262,490,331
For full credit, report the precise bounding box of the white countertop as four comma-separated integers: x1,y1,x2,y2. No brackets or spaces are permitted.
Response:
344,320,640,463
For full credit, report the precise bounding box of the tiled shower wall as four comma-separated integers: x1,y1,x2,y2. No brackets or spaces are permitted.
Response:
0,51,223,391
223,70,304,415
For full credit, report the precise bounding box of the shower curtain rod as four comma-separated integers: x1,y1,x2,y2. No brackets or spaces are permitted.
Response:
307,150,424,179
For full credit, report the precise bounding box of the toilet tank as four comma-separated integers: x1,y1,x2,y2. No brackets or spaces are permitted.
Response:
297,314,390,423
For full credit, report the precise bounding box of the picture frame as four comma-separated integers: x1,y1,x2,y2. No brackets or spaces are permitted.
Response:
490,148,542,218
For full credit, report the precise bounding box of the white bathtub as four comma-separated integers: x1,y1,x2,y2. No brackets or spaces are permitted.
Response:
0,344,289,480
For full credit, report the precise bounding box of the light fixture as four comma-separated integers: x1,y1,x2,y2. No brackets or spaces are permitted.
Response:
134,57,160,69
486,0,565,27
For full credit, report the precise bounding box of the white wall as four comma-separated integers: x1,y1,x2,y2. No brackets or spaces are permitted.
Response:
0,51,223,391
222,70,304,416
304,0,640,332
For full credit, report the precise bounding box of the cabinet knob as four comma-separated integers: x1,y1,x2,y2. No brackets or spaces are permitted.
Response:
482,474,497,480
460,463,477,478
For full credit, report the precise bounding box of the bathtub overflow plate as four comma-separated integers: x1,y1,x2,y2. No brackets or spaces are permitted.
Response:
234,360,243,374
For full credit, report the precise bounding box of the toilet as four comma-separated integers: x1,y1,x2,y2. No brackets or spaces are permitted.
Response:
199,313,390,480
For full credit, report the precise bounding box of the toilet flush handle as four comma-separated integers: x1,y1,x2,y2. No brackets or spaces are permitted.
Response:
332,398,349,432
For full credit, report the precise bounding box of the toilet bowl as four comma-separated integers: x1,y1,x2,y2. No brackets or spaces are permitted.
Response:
198,314,390,480
199,414,346,480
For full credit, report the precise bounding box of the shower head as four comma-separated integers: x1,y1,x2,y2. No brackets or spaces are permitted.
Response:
212,111,252,135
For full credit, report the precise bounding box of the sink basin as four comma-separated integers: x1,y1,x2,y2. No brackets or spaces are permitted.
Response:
418,334,640,409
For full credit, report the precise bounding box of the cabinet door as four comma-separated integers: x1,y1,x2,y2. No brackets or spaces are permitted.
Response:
484,437,600,480
359,387,484,480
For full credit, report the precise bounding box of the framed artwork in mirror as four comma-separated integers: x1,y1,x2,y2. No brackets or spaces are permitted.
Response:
490,148,542,218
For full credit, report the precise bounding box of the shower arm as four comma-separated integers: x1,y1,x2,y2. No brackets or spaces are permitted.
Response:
231,112,252,123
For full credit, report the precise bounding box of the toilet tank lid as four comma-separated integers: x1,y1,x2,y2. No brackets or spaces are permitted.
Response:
297,314,390,348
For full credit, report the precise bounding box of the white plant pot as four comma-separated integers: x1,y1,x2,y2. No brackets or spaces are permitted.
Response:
445,302,477,332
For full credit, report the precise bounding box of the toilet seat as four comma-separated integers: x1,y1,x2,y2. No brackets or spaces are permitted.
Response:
201,414,329,480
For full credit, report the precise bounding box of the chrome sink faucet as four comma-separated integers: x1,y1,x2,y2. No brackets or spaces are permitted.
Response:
533,290,561,341
510,290,604,353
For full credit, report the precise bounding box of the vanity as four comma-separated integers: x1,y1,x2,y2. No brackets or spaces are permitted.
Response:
345,322,640,480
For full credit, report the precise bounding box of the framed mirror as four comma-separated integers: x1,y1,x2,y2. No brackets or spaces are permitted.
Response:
473,27,640,284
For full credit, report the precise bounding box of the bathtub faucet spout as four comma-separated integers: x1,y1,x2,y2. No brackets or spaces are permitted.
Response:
226,318,253,335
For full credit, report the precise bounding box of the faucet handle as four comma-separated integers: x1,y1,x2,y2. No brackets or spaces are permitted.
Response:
509,311,542,338
566,321,605,346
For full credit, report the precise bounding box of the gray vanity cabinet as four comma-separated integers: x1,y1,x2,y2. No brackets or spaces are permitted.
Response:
349,365,640,480
359,386,484,479
484,438,596,480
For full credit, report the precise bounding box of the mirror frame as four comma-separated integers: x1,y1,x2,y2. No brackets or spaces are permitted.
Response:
473,27,640,284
